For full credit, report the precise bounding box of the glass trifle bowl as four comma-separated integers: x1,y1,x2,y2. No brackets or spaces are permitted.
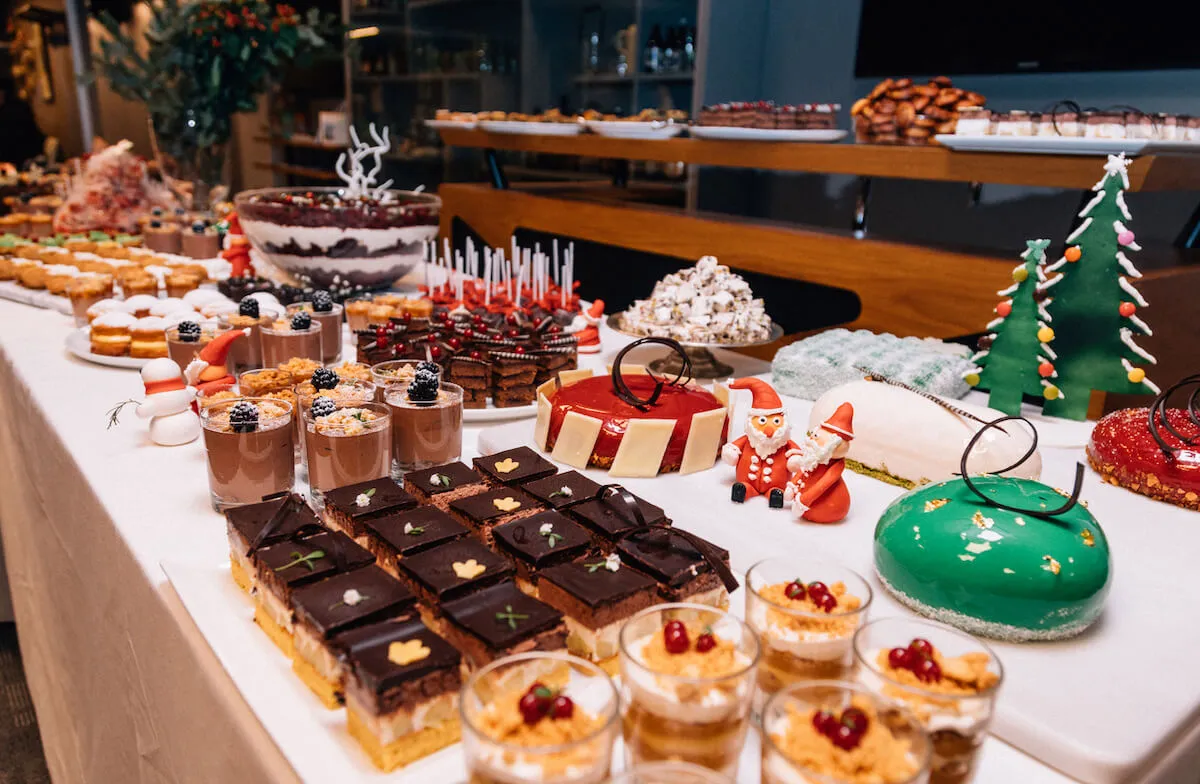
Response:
234,187,440,288
461,652,620,784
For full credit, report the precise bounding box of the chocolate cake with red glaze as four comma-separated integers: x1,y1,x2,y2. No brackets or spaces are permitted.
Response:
1087,407,1200,510
534,339,729,478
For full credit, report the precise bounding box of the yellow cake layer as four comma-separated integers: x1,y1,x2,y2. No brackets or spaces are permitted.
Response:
347,708,461,772
293,654,342,710
253,604,294,660
230,556,252,594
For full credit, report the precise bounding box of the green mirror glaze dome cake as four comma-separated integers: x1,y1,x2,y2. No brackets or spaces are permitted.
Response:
874,474,1111,642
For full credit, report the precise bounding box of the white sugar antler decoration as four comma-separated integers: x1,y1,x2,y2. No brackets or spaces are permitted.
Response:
335,123,394,200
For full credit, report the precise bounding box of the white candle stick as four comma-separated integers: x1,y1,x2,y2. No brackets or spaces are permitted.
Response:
483,248,492,306
553,239,560,286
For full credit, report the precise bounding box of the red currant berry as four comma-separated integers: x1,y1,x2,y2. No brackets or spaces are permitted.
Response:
831,724,861,751
811,710,838,736
807,581,828,598
472,316,486,327
840,707,868,733
817,593,838,613
519,692,544,725
506,313,519,325
429,345,444,360
400,312,412,323
887,647,912,670
460,328,475,338
547,324,562,334
914,657,942,683
663,620,689,654
908,638,934,657
695,633,716,653
469,350,483,360
506,328,521,338
394,341,409,355
784,580,806,601
550,695,574,720
512,345,526,355
448,337,462,350
374,336,388,349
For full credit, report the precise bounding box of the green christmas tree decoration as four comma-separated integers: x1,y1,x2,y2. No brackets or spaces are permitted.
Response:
1041,153,1159,420
965,238,1055,415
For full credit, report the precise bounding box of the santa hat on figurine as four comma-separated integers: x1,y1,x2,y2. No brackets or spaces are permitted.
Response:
199,328,247,366
185,328,247,391
817,402,855,442
731,377,785,416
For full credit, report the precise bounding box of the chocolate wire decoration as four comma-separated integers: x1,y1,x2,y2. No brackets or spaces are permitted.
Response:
1148,373,1200,458
1042,100,1158,136
610,337,692,411
957,415,1084,519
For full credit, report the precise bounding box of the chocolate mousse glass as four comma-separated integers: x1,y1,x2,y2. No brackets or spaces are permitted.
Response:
201,398,295,511
166,322,219,371
303,402,391,504
219,306,272,375
760,681,931,784
260,313,323,367
461,651,619,784
853,619,1003,784
287,297,344,364
295,375,376,461
745,558,873,706
618,603,760,778
370,359,439,403
385,379,463,476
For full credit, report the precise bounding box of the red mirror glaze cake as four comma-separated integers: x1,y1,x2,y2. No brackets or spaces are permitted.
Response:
1087,407,1200,510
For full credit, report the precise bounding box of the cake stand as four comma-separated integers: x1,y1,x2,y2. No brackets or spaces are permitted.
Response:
606,314,783,379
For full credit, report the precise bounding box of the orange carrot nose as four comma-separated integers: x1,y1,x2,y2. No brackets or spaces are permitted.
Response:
761,424,776,437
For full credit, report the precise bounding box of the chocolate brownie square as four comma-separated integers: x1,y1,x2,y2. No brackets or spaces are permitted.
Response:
323,478,418,541
537,559,660,664
226,494,323,593
474,446,557,486
616,527,734,605
403,461,490,510
460,388,488,409
566,489,669,543
491,352,537,386
521,470,603,510
396,538,514,606
438,580,567,666
363,506,470,577
448,486,542,544
493,386,535,407
491,511,594,582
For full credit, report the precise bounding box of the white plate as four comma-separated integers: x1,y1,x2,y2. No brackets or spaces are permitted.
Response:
424,119,478,131
477,120,584,136
462,400,538,423
65,328,149,369
585,120,686,140
687,126,847,142
935,135,1156,156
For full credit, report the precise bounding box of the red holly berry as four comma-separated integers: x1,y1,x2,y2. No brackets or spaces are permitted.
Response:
816,592,838,613
695,632,716,653
914,657,942,683
908,638,934,657
550,695,574,720
519,691,545,724
1119,302,1136,317
663,620,689,654
887,647,912,670
840,707,868,734
448,337,462,350
830,724,861,751
784,580,806,601
806,581,828,599
812,710,838,736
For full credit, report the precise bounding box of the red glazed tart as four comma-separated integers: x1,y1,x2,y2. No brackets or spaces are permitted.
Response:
534,339,729,477
1087,407,1200,510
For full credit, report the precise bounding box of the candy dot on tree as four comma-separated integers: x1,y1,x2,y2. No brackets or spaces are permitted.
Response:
1127,368,1146,383
965,372,980,387
995,301,1012,317
1119,302,1136,317
1038,362,1054,378
1117,230,1136,246
1065,246,1082,262
1037,326,1055,343
1012,267,1028,283
1043,384,1061,400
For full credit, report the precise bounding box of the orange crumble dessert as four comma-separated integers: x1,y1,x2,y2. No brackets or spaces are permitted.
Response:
765,698,922,784
472,682,606,780
334,362,374,382
278,356,323,384
761,581,863,636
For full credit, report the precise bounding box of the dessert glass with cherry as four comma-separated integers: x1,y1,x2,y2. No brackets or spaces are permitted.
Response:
603,761,733,784
761,680,931,784
617,604,760,778
853,619,1003,784
746,558,873,706
460,651,619,784
200,398,295,511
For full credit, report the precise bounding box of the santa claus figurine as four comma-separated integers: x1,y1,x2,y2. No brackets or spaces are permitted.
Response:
185,328,248,397
567,299,605,354
136,358,200,446
721,377,799,508
784,403,855,524
221,212,255,279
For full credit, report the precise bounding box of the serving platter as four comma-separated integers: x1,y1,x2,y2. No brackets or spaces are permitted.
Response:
424,119,478,131
462,400,538,423
477,120,584,137
65,327,148,369
688,127,847,142
934,135,1161,156
585,120,686,140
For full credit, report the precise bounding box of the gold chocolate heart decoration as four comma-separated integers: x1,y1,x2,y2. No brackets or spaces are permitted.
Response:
388,639,431,666
493,496,522,512
453,559,487,579
493,457,520,474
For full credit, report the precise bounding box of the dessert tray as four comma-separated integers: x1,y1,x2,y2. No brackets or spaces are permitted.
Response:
0,281,71,315
461,399,538,423
423,119,478,131
584,120,686,140
607,313,784,378
476,120,585,136
935,135,1200,156
688,127,847,142
64,327,149,369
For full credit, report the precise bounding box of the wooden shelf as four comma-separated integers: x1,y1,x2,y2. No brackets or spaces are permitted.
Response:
435,128,1200,192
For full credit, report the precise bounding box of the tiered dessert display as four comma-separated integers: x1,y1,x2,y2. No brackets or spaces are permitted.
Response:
53,141,182,234
611,255,780,378
851,76,985,144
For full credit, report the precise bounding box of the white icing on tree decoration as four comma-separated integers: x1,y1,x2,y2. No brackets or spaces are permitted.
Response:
335,124,394,201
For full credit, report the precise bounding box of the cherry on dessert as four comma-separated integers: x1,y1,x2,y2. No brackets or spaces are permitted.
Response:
461,328,475,338
663,620,689,654
448,337,463,350
400,312,412,323
784,580,806,601
914,657,942,683
518,691,544,725
840,707,868,734
812,710,838,736
887,647,912,670
429,345,444,360
815,592,838,613
506,312,519,325
550,695,574,720
807,581,828,599
512,345,526,354
908,638,934,657
831,723,861,751
469,350,483,360
506,328,521,338
695,632,716,653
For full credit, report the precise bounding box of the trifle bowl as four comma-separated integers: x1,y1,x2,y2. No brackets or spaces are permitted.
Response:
234,187,440,288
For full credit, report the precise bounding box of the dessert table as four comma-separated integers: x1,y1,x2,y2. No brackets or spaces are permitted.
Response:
0,294,1184,784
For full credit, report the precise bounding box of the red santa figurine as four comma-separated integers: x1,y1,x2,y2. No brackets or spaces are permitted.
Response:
221,212,255,279
184,328,248,397
721,378,799,508
567,299,605,354
784,403,855,524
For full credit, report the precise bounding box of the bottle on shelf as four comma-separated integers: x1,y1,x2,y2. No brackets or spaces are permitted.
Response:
662,26,677,73
684,24,696,71
643,24,662,73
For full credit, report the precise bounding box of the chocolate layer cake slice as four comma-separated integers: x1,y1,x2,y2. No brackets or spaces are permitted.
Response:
521,470,602,510
337,617,465,771
290,566,417,708
322,478,417,543
473,446,557,486
491,511,594,585
438,580,567,667
448,486,542,544
403,461,490,510
566,489,669,544
396,538,514,607
446,356,490,410
252,530,375,657
364,506,470,577
616,527,733,609
531,347,575,386
490,351,537,407
226,493,323,593
537,558,659,671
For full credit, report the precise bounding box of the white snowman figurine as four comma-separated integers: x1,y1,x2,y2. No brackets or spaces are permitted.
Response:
136,358,201,446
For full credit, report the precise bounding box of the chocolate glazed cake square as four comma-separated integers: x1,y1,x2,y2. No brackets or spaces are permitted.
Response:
335,616,463,718
437,580,567,667
448,486,542,545
490,511,594,582
473,446,557,486
395,538,514,607
565,492,669,544
364,506,470,577
226,493,323,592
521,471,603,510
403,461,490,510
323,478,418,540
615,528,733,603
